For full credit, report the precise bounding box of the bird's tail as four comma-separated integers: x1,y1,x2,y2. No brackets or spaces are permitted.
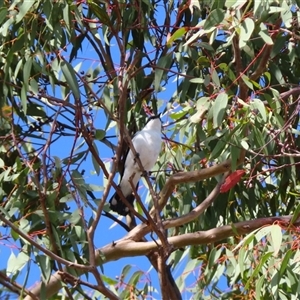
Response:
109,191,135,216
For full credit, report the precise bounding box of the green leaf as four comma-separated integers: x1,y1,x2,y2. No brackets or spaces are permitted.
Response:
128,270,143,286
211,69,220,88
252,126,268,154
167,27,188,48
95,129,106,141
240,74,253,90
26,102,47,118
0,7,8,26
11,228,19,241
210,139,226,159
225,0,239,8
170,108,190,120
60,61,80,99
208,247,222,269
15,0,36,23
281,0,292,28
36,255,52,283
270,224,282,256
190,97,210,123
7,252,29,276
183,25,213,46
23,58,33,90
245,252,273,289
69,173,88,201
62,151,87,165
255,275,265,299
251,98,267,122
59,194,73,203
291,202,300,224
92,142,101,175
255,226,272,242
88,1,111,26
204,9,225,30
21,85,28,115
230,138,240,171
238,246,246,277
102,274,118,285
240,139,249,150
213,93,228,128
279,249,293,277
259,27,274,45
233,227,261,252
19,219,30,233
68,209,82,225
189,78,204,84
120,265,132,279
74,225,85,240
1,16,14,38
87,184,104,192
239,18,255,48
154,53,173,91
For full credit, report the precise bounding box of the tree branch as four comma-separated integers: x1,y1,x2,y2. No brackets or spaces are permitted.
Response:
146,250,182,300
150,158,232,218
24,215,298,300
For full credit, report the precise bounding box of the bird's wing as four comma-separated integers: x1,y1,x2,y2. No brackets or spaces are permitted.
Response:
119,130,141,178
118,131,143,194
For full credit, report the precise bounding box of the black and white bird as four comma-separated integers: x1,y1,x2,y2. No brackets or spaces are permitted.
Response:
109,115,162,215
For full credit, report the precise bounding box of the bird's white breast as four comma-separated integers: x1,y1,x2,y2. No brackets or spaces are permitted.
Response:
119,118,162,193
131,129,161,171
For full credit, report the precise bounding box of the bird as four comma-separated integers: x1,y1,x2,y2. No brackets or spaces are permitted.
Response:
109,115,162,215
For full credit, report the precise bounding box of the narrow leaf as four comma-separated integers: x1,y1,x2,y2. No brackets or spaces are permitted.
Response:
154,53,173,91
88,1,111,26
239,18,255,48
204,9,225,30
60,61,80,99
21,85,28,115
167,27,188,47
7,252,29,276
270,224,282,256
213,93,228,128
251,98,267,122
23,58,33,90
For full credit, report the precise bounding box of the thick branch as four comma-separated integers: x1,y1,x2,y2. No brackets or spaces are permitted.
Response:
24,215,298,300
250,19,281,82
146,250,182,300
249,44,273,81
99,215,296,262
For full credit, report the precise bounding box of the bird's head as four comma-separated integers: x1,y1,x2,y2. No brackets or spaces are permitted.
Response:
145,114,162,131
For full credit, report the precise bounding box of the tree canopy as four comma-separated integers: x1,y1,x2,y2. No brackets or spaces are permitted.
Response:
1,0,300,299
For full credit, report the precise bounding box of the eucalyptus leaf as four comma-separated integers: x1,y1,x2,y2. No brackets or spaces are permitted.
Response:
60,61,80,99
